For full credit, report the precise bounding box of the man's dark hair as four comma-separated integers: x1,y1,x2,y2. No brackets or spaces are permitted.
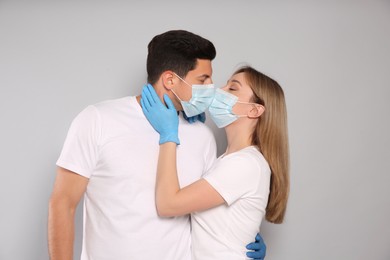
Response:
147,30,216,84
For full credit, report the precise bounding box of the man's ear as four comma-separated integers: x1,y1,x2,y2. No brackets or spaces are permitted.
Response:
248,104,265,119
161,71,176,90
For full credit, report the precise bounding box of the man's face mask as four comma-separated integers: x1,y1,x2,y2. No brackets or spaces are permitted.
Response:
208,88,259,128
171,73,215,117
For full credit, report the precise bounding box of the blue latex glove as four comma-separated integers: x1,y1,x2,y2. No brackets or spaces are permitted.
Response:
141,84,180,145
182,111,206,124
246,233,266,260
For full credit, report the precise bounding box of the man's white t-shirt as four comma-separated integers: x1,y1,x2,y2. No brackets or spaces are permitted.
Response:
56,96,217,260
192,146,271,260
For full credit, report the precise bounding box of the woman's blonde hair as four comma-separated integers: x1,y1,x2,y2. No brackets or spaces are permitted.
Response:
234,66,290,224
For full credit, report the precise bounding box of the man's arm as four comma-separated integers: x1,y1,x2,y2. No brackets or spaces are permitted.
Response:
48,167,89,260
246,233,267,260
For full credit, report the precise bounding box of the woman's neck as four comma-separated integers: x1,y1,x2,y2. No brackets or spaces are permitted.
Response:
224,123,253,155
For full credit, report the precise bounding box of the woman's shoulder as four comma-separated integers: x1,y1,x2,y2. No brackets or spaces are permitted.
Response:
224,146,270,173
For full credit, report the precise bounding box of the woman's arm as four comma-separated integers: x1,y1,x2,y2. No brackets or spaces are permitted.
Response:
140,84,225,217
156,142,225,217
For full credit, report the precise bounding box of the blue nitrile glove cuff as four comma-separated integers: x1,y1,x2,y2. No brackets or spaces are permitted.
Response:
159,133,180,145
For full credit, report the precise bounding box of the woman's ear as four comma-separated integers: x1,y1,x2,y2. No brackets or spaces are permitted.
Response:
248,104,265,118
161,71,176,90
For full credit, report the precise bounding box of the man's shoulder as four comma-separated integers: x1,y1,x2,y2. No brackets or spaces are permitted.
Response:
72,96,138,125
93,96,133,110
89,96,141,116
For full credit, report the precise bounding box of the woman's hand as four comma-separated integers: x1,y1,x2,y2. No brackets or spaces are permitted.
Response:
141,84,180,145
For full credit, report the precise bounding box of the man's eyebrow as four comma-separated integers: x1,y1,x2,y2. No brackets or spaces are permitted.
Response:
197,74,210,79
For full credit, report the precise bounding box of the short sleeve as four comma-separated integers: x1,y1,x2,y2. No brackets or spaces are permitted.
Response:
204,153,261,205
56,105,101,178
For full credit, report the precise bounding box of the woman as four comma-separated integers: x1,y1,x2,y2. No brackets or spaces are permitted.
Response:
141,66,289,259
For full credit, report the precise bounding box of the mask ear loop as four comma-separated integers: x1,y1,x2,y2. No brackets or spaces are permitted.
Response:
171,72,193,103
233,101,261,118
169,72,189,102
236,101,257,105
173,72,192,88
171,89,183,102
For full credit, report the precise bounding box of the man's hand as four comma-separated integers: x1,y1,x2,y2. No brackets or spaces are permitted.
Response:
182,111,206,124
246,233,266,260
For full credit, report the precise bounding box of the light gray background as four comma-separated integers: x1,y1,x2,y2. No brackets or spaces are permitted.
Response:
0,1,389,259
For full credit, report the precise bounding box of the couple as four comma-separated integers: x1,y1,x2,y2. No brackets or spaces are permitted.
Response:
48,29,289,260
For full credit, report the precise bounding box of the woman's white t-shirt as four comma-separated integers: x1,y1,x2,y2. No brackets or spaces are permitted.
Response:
191,146,271,260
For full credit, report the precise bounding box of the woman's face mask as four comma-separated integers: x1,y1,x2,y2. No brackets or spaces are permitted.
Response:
208,88,258,128
171,73,215,117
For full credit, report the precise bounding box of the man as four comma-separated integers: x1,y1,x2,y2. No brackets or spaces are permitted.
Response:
48,30,265,259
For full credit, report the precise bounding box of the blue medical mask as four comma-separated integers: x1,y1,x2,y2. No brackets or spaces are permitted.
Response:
171,73,215,117
208,88,258,128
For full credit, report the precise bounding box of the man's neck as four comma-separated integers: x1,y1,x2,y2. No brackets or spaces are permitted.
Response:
136,85,183,112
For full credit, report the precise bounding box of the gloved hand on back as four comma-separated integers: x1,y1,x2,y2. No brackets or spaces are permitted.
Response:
246,233,267,260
